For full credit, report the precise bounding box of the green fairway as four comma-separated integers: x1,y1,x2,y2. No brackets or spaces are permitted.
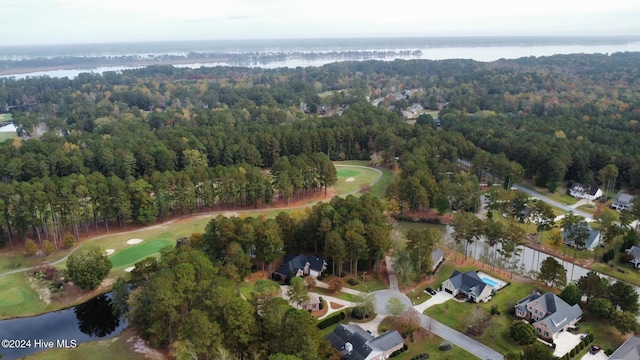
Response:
0,273,51,318
337,168,361,178
109,238,174,268
333,165,381,195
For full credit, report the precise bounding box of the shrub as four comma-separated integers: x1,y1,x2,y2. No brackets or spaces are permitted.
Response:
491,305,500,315
63,232,76,249
389,343,409,358
318,297,324,310
347,278,359,286
317,311,345,329
570,348,575,357
352,306,367,319
24,239,38,257
42,240,54,256
438,342,452,351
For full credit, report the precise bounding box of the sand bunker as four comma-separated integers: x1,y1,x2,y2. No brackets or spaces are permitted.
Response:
124,266,135,272
127,238,143,245
105,249,115,255
345,177,355,182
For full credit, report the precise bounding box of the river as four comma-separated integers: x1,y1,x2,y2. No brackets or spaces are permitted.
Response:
3,39,640,80
0,293,127,360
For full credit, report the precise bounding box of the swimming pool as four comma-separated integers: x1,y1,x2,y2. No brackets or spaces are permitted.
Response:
481,277,499,287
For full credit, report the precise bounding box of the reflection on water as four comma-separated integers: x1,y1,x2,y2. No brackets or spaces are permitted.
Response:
0,292,127,360
75,294,121,338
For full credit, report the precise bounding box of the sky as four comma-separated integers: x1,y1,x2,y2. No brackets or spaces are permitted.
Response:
2,0,640,46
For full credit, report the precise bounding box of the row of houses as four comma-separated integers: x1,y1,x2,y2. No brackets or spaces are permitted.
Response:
569,183,635,211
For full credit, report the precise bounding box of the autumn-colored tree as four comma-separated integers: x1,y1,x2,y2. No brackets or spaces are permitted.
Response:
327,277,342,293
24,239,38,257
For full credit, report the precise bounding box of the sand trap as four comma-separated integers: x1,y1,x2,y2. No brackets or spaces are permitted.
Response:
105,249,115,255
345,177,355,182
127,238,143,245
124,266,135,273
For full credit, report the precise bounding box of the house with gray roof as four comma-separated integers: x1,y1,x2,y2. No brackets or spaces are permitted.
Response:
609,336,640,360
441,270,493,303
625,246,640,268
431,249,444,272
514,292,583,340
326,324,404,360
562,228,602,250
612,193,635,211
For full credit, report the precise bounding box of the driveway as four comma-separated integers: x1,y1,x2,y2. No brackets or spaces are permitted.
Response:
414,290,453,312
553,332,582,358
581,349,608,360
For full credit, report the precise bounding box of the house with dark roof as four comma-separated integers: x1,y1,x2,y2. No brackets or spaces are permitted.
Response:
441,270,493,303
612,193,635,211
609,336,640,360
326,324,404,360
514,292,583,340
569,183,603,201
562,228,601,250
272,254,327,282
625,246,640,268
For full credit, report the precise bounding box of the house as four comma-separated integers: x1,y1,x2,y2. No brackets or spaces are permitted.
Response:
562,228,601,250
609,336,640,360
612,193,635,211
569,183,603,201
326,324,404,360
625,246,640,268
301,293,322,312
514,292,583,340
272,254,327,282
441,270,493,303
431,249,444,272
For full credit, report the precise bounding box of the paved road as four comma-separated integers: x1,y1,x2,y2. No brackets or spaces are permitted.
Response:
512,184,593,220
371,289,503,360
385,255,399,291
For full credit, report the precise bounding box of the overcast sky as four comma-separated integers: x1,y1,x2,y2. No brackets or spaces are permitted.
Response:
2,0,640,46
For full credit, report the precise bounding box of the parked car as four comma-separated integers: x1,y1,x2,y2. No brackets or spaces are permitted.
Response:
590,345,601,354
579,333,589,340
425,287,437,295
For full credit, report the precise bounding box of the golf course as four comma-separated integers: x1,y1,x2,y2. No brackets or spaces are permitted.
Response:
0,163,386,319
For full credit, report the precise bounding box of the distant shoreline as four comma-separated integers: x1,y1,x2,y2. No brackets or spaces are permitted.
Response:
0,57,231,77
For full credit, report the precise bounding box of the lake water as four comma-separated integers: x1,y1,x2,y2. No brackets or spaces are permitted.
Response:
3,37,640,79
0,293,127,360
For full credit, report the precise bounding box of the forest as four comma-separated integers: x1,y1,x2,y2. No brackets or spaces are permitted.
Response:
2,51,640,359
2,52,638,250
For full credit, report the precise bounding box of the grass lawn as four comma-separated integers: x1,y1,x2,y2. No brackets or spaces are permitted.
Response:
0,273,52,318
312,287,359,302
592,262,640,286
24,328,149,360
108,238,173,268
370,167,393,199
424,271,538,355
0,132,16,142
333,165,381,195
377,317,479,360
571,317,627,356
518,182,577,206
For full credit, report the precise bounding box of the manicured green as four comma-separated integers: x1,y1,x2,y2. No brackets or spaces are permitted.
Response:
333,165,381,195
108,238,173,268
337,168,361,178
0,273,52,318
0,132,16,142
345,277,388,293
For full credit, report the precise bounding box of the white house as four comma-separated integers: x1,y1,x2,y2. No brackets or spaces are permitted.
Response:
569,183,603,201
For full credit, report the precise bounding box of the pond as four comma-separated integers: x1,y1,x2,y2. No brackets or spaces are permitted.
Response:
0,292,128,360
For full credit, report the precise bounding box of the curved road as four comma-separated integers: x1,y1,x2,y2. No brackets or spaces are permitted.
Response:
512,184,593,220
